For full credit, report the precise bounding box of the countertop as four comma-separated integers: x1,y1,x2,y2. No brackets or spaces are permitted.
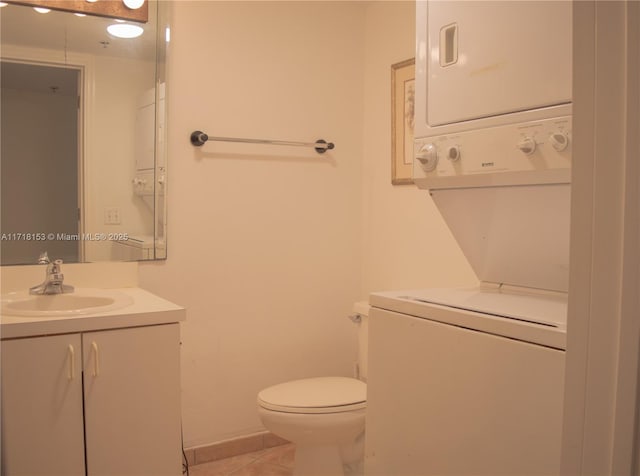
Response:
1,287,185,339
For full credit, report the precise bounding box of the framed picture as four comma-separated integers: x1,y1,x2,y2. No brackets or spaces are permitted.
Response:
391,58,415,185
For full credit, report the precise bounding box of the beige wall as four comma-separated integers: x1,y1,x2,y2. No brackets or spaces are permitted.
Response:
360,1,476,294
139,1,367,447
139,1,475,448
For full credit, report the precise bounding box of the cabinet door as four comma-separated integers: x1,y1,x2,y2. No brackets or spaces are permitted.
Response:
1,334,85,476
82,324,182,476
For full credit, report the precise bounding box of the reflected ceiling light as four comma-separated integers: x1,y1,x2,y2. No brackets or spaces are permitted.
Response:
107,23,143,39
0,3,8,7
165,26,170,43
33,7,50,13
122,0,145,9
74,13,86,17
86,0,98,3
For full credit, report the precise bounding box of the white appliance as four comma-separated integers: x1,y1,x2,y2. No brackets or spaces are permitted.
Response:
413,0,572,190
366,288,566,476
365,1,572,474
413,0,571,156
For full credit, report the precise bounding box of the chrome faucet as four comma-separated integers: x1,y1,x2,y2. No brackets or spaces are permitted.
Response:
29,252,74,295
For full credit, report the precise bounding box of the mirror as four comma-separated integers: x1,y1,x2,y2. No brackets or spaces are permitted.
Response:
0,0,168,265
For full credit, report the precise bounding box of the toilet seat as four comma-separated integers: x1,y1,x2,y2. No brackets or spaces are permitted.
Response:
258,377,366,414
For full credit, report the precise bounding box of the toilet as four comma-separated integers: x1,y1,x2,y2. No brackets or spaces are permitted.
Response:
257,302,369,476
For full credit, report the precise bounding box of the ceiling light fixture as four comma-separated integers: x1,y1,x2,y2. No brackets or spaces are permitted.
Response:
33,7,50,13
107,23,144,39
0,2,8,7
122,0,145,10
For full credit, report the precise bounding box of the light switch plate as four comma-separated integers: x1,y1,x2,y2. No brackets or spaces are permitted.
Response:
104,207,121,225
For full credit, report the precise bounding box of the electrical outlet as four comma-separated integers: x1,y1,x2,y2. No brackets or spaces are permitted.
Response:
104,207,121,225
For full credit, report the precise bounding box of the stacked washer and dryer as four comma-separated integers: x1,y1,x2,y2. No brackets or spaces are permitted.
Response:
365,2,572,475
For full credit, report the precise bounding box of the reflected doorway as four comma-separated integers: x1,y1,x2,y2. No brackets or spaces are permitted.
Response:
1,61,81,265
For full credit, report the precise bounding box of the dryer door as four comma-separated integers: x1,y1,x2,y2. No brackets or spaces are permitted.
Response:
426,1,572,127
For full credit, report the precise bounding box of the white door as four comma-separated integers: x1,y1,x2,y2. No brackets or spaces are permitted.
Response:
82,324,182,476
1,334,85,476
425,1,572,126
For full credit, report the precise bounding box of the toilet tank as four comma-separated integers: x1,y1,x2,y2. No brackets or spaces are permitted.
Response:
352,301,370,381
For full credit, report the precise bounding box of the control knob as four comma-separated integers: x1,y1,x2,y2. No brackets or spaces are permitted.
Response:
416,143,438,172
446,145,461,162
549,131,569,152
517,137,537,156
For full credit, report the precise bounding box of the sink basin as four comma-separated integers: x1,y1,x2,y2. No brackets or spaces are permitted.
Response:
1,288,134,317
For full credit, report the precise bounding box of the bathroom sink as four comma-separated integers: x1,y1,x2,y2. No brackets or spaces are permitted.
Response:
1,288,134,317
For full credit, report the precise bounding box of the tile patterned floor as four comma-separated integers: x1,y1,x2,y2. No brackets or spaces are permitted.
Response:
188,443,295,476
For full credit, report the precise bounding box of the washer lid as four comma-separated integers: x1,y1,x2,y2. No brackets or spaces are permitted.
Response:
258,377,366,414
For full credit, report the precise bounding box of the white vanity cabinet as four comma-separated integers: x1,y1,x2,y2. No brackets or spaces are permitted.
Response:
1,323,182,476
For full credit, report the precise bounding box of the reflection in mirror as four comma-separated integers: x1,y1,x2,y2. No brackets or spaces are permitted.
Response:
0,0,168,265
4,0,148,22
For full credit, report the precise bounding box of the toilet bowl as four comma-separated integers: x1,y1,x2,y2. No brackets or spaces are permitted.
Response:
257,303,369,476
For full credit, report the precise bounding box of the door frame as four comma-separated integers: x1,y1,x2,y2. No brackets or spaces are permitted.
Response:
562,2,640,473
1,45,93,262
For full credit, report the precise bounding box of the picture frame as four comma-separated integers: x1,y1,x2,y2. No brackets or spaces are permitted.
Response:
391,58,415,185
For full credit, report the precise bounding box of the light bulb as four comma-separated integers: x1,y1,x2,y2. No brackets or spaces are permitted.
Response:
107,23,143,39
122,0,144,9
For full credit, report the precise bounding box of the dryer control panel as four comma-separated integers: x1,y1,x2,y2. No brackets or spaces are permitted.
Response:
413,116,571,190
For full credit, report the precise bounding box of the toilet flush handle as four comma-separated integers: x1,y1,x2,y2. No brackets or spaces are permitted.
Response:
347,313,362,324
